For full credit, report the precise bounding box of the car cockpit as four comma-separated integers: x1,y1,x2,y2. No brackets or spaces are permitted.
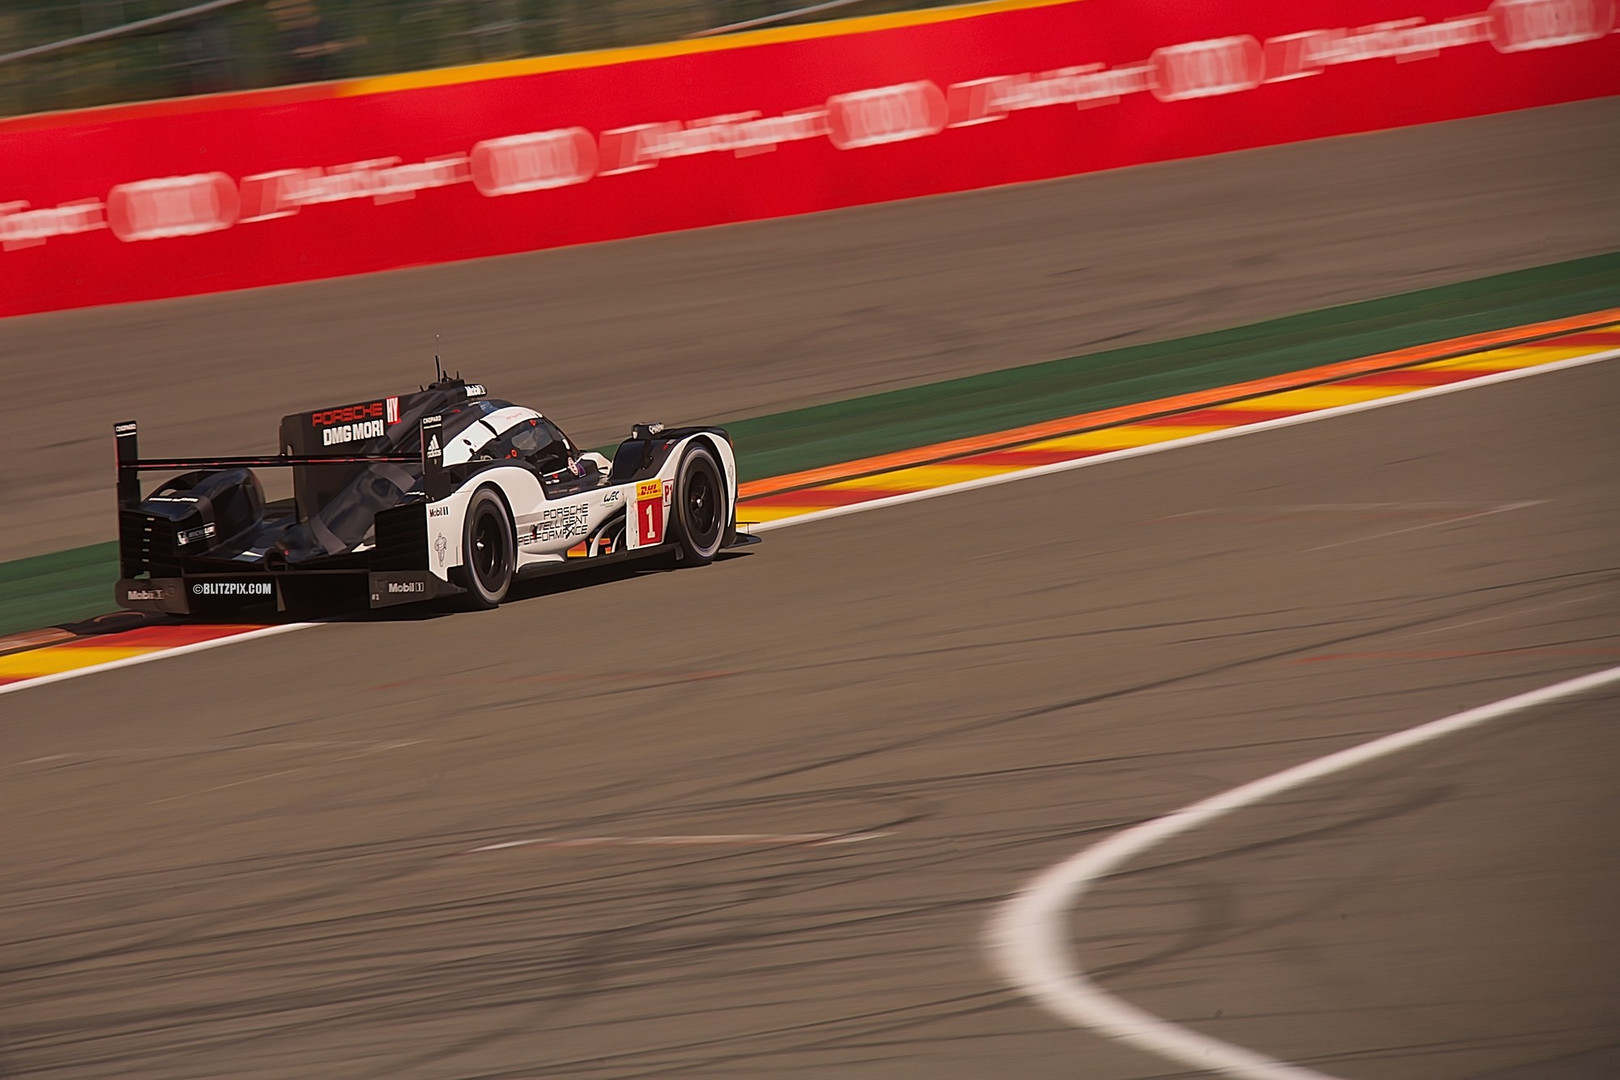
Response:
473,413,605,497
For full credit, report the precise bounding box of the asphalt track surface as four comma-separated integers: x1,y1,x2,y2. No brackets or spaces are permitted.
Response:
3,351,1617,1078
6,97,1620,560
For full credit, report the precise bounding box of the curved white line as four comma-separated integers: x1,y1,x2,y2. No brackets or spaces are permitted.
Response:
987,663,1620,1080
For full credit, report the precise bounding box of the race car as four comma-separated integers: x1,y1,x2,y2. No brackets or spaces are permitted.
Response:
113,373,752,616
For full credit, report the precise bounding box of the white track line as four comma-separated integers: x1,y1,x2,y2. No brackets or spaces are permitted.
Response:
3,347,1614,698
0,622,312,697
752,348,1620,534
1306,499,1542,552
988,663,1620,1080
466,831,888,853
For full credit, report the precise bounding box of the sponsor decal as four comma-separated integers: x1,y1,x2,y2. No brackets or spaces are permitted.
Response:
600,110,830,174
191,580,273,597
124,582,179,602
1149,37,1265,101
472,129,598,195
0,198,106,251
147,495,200,503
428,505,452,518
106,173,238,241
1262,18,1494,81
947,67,1150,127
238,155,471,222
177,522,218,547
386,580,426,594
635,479,666,547
321,419,386,445
521,503,590,545
603,489,620,504
433,533,449,566
422,416,444,466
662,478,674,509
1490,0,1613,51
942,8,1570,126
463,384,487,397
311,401,386,427
6,0,1616,309
598,81,946,173
114,421,138,436
313,401,389,444
825,82,947,149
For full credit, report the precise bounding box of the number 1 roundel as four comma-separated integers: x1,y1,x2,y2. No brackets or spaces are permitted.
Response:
634,479,664,547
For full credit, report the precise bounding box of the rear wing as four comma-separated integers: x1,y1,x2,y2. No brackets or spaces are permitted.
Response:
115,415,448,515
276,385,476,516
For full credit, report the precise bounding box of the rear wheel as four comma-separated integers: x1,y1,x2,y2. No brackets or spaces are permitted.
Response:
458,488,515,608
671,446,726,566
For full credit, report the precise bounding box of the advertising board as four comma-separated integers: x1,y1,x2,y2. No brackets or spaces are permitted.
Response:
1,0,1615,316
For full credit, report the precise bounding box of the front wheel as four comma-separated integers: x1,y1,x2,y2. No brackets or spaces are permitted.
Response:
671,445,727,566
457,487,515,609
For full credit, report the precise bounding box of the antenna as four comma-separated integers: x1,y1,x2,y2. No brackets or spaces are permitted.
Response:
433,335,443,384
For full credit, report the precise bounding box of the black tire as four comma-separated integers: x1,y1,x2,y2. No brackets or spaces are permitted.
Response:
670,445,727,566
457,487,515,608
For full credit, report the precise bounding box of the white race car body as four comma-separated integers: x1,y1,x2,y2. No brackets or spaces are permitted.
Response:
113,377,748,615
418,432,733,584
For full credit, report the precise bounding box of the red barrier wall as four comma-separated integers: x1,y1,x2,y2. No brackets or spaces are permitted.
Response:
2,0,1616,317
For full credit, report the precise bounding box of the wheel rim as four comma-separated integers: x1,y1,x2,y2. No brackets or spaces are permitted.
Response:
685,466,721,548
472,508,506,590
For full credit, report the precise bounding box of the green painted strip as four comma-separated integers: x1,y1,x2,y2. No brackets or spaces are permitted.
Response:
0,541,120,638
724,250,1620,482
4,250,1617,638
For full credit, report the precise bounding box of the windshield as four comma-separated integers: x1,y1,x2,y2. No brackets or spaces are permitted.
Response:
474,415,571,472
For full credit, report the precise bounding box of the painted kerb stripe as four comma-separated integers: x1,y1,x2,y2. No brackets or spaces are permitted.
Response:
739,325,1620,525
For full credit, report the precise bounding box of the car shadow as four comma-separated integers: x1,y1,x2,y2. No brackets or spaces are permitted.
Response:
335,547,756,623
51,550,756,635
